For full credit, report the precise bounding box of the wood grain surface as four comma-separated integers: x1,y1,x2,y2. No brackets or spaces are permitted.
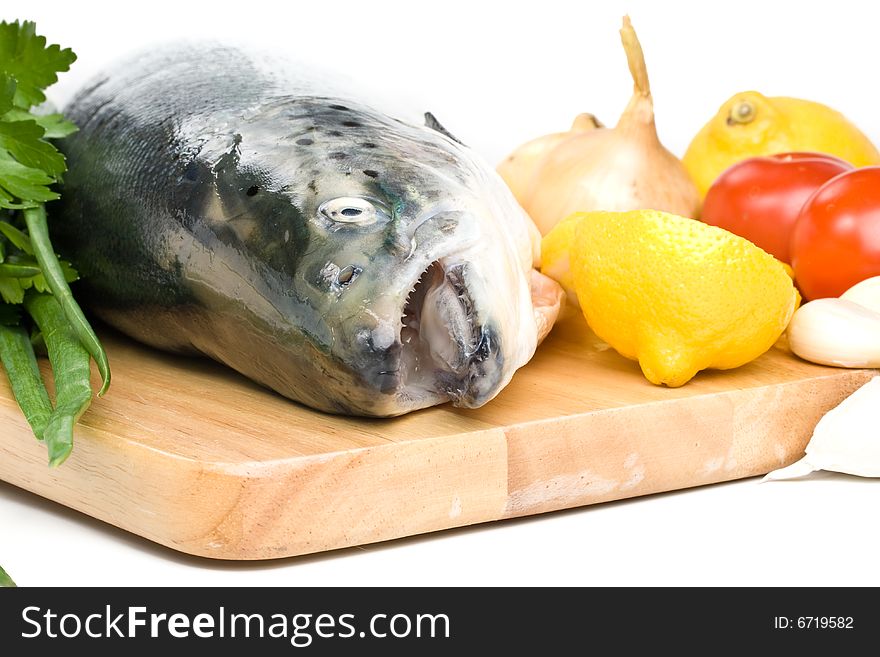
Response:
0,313,874,560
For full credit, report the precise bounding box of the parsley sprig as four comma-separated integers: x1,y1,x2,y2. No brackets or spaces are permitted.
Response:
0,20,110,473
0,20,77,206
0,563,14,587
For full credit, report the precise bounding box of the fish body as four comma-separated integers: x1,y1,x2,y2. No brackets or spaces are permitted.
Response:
55,46,560,416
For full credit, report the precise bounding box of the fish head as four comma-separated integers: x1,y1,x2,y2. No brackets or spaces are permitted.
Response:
221,98,540,415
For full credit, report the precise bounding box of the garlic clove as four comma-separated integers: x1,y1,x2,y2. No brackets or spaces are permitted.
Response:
840,275,880,314
786,298,880,368
763,376,880,480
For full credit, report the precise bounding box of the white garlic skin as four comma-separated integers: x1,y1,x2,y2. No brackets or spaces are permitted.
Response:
787,298,880,368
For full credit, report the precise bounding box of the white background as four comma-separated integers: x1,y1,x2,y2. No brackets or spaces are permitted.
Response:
2,0,879,586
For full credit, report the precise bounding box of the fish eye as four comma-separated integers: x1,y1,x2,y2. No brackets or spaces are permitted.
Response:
319,197,385,225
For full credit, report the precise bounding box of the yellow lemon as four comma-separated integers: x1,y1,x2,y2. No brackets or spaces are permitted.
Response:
569,210,799,387
542,211,796,304
540,213,582,306
683,91,880,198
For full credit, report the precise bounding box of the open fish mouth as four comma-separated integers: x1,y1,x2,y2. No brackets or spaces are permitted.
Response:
398,259,493,405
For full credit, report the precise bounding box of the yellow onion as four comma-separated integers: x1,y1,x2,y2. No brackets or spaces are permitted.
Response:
498,16,700,235
497,113,603,198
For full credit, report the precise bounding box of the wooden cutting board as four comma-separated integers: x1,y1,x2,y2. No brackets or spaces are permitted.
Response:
0,313,874,560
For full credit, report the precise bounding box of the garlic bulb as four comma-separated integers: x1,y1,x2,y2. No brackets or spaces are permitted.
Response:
767,278,880,482
498,16,700,235
763,376,880,480
787,276,880,368
787,298,880,368
840,275,880,313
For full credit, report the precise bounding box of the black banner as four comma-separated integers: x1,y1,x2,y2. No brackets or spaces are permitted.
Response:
0,587,875,653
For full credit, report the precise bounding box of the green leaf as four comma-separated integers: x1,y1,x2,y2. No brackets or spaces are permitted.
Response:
0,21,76,110
0,74,14,115
0,219,33,253
37,114,78,139
0,186,34,209
0,276,24,304
1,254,78,296
0,262,41,277
3,109,78,138
0,119,66,177
0,149,58,205
0,564,16,587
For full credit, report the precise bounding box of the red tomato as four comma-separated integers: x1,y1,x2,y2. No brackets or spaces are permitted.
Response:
701,152,853,263
791,166,880,300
